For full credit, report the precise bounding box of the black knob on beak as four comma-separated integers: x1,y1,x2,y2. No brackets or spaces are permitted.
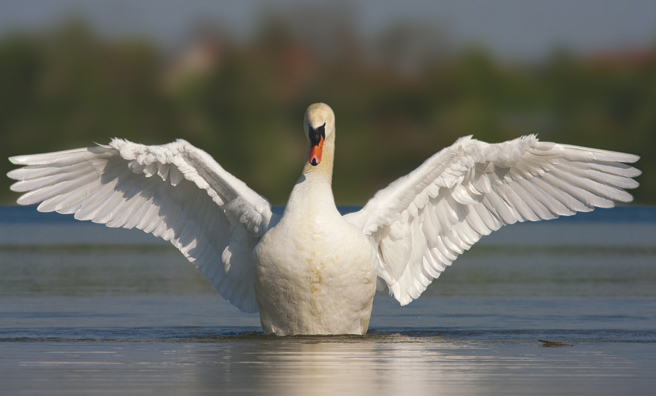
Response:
309,123,325,145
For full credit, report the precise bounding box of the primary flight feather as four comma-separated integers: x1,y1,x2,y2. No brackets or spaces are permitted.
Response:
7,103,640,335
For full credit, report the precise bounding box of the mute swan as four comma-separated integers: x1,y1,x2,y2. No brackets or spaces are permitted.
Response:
8,103,640,335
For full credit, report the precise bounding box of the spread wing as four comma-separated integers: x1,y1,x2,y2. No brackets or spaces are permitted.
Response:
344,135,641,305
8,139,278,313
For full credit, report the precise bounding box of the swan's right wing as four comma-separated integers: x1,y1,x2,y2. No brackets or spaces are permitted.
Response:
8,139,277,313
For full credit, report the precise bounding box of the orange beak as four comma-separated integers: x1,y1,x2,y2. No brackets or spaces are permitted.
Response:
308,123,326,166
308,134,324,166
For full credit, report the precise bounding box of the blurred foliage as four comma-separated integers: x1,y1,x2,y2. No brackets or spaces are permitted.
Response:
1,14,654,206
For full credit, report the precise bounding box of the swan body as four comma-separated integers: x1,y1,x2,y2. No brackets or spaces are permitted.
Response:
7,103,641,335
254,105,377,335
254,179,377,335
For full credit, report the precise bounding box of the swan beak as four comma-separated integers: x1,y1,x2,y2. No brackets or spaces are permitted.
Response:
308,124,325,166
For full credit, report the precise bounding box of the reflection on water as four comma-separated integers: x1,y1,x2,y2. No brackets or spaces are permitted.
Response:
3,336,655,396
1,206,656,395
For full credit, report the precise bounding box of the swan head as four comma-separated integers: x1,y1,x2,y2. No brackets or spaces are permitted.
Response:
304,103,335,166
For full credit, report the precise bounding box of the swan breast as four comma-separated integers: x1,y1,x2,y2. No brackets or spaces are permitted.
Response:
253,214,377,335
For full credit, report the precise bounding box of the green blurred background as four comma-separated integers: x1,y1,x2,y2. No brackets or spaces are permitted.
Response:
1,1,655,205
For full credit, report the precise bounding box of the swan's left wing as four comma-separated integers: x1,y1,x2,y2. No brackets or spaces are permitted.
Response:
8,139,277,313
344,135,640,305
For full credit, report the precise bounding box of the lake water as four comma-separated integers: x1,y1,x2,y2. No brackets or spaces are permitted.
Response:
1,205,655,395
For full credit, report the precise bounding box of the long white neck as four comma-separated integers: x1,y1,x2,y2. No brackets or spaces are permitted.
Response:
284,133,337,218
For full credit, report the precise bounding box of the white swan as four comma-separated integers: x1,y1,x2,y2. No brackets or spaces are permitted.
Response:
8,103,640,335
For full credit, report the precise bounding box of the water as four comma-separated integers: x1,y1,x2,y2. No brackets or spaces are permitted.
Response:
1,205,656,395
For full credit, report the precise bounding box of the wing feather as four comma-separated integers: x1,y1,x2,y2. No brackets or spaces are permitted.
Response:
345,135,640,305
8,139,277,313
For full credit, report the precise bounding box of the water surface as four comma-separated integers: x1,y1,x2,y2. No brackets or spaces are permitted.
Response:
1,206,655,395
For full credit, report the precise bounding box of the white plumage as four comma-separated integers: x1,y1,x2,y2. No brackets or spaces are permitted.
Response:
7,103,640,335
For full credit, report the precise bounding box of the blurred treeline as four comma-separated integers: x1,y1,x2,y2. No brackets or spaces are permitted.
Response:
1,12,654,206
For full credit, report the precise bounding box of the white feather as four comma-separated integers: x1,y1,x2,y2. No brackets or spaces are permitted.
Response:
8,139,276,313
345,135,640,305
